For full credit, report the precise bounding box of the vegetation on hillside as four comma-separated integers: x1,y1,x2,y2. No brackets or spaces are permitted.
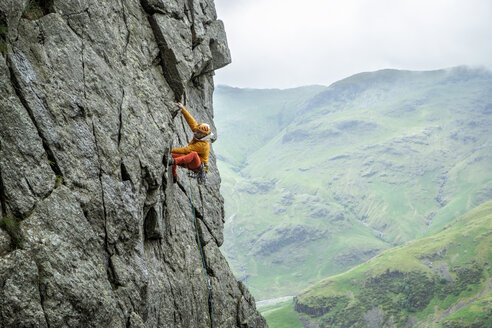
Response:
261,300,303,328
294,200,492,327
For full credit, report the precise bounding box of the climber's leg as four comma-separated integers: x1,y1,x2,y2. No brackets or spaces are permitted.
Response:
174,152,201,170
171,153,185,178
171,152,201,178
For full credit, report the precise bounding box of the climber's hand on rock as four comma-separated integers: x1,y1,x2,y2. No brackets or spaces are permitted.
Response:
177,102,185,110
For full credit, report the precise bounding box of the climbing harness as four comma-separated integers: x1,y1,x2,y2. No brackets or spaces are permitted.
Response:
186,175,215,328
188,163,209,185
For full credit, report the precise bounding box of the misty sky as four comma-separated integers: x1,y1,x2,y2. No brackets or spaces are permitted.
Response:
213,0,492,88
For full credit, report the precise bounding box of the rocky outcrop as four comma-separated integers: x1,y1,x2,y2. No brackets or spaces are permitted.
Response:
0,0,266,327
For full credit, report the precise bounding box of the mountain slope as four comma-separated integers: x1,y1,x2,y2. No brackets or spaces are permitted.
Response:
213,67,492,299
294,199,492,328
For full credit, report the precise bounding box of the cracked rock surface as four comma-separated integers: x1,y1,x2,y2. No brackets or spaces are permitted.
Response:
0,1,265,327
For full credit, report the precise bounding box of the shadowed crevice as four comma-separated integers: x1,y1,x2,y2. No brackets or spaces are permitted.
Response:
140,0,164,15
144,207,161,240
0,169,7,217
34,260,51,328
186,0,201,50
91,121,116,290
118,89,125,147
22,0,55,21
120,163,131,183
119,0,130,58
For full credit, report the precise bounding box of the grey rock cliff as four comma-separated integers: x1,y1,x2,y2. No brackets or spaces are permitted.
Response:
0,1,266,327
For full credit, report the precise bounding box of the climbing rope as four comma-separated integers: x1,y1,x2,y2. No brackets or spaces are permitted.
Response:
186,176,216,328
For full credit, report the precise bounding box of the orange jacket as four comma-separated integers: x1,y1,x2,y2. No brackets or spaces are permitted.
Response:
171,107,210,164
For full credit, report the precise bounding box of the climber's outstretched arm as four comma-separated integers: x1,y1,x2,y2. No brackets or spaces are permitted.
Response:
177,102,198,131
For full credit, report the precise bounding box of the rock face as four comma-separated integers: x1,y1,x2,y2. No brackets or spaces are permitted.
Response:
0,1,266,327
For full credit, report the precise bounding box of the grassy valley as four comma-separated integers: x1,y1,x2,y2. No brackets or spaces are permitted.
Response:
213,67,492,300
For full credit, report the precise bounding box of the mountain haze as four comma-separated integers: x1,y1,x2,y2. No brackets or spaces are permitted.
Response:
213,67,492,299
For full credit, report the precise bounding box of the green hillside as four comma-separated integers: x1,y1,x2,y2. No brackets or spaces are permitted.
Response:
213,67,492,299
294,199,492,328
261,299,303,328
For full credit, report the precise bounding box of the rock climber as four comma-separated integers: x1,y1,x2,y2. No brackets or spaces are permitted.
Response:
169,102,214,183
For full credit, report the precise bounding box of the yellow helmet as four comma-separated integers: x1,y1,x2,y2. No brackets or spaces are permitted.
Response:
196,123,211,135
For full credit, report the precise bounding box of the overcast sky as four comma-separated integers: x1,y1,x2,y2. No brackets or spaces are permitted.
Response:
213,0,492,88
